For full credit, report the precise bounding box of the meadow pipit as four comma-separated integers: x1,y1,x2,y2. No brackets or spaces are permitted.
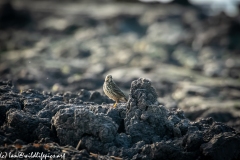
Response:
103,75,128,108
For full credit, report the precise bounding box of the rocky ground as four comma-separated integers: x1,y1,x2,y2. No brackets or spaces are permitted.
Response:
1,0,240,159
1,79,240,159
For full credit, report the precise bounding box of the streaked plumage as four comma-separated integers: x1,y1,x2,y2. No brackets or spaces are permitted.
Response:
103,75,128,108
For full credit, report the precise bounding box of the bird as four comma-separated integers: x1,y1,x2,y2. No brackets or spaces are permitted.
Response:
103,75,128,108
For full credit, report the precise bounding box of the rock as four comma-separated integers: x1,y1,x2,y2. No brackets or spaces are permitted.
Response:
23,98,44,115
21,88,48,100
201,132,240,160
37,101,67,120
13,139,25,145
52,107,118,146
125,78,188,144
78,89,91,101
141,141,196,160
2,109,50,143
183,127,204,151
115,133,132,148
0,81,22,126
79,136,107,154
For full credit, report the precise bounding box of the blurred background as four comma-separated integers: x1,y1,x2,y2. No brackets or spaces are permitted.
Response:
0,0,240,131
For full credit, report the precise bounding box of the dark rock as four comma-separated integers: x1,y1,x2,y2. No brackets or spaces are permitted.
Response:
183,129,204,152
52,107,118,146
227,119,240,133
125,78,187,144
80,136,106,154
48,95,64,101
69,97,83,105
141,141,196,160
13,139,25,145
37,100,67,119
63,92,78,102
115,133,132,148
0,100,21,126
33,123,51,140
202,122,235,142
2,109,50,143
0,136,4,145
106,107,122,125
78,89,91,101
21,89,47,100
0,81,21,126
200,132,240,160
23,98,44,115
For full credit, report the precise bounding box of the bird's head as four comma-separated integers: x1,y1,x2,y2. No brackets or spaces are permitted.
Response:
105,75,113,82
